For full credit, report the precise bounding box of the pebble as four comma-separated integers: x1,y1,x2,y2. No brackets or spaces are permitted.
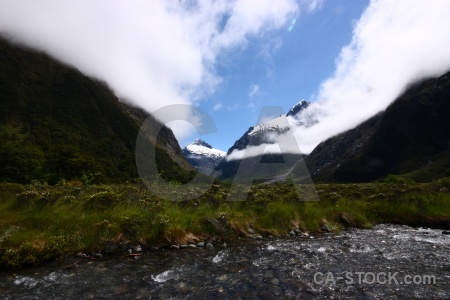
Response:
134,245,143,252
188,244,197,248
197,242,205,247
178,282,187,291
320,226,330,232
289,230,296,236
93,252,103,259
206,243,214,250
170,245,180,250
217,274,228,281
77,252,90,258
248,227,255,234
180,244,189,249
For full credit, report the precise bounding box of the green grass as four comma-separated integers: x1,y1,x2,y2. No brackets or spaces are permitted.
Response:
0,179,449,269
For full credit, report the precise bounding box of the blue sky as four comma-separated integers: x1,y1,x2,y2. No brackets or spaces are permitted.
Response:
2,0,450,155
203,1,369,151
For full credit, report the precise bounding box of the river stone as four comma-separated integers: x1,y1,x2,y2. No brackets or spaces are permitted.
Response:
170,245,180,250
248,227,255,234
77,252,89,258
188,244,197,248
178,282,187,291
197,242,205,247
289,230,296,236
180,244,189,249
103,243,117,254
93,252,103,259
206,243,214,250
320,225,330,232
270,278,279,285
217,274,227,281
134,245,143,252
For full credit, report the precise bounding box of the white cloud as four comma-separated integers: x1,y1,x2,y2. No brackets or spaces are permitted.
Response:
0,0,300,140
294,0,450,153
304,0,324,13
227,128,302,161
248,84,260,98
213,103,223,111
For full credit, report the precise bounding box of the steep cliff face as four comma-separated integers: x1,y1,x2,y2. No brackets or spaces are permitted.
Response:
306,71,450,182
0,37,194,184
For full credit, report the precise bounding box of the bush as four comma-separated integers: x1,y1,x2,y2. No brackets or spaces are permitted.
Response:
84,191,120,210
383,174,415,184
12,191,39,209
119,215,143,240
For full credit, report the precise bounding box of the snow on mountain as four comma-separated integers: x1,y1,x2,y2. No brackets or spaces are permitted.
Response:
286,100,310,118
185,139,226,158
182,139,225,175
248,115,291,137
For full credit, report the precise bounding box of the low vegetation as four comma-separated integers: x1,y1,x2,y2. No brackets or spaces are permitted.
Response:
1,177,449,270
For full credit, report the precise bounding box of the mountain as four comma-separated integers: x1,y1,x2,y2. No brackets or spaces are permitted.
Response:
0,37,195,184
182,139,225,175
305,71,450,183
213,100,312,181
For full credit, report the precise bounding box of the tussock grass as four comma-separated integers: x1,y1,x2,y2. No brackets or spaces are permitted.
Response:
0,179,449,269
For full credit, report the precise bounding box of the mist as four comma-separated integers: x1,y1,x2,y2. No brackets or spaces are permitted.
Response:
294,0,450,153
0,0,300,139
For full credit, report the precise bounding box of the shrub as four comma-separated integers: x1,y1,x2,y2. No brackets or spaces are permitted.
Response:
383,174,415,184
84,191,120,210
12,191,39,209
119,215,143,240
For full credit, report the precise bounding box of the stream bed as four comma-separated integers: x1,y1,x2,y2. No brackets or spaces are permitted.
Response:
1,224,449,299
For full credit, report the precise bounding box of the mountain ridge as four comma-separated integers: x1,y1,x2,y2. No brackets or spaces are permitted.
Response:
0,37,195,184
305,71,450,182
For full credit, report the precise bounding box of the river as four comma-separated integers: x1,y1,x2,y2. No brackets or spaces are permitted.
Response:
1,224,449,299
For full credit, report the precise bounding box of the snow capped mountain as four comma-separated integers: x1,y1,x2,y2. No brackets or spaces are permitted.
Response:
212,100,315,181
286,99,310,118
226,100,312,156
182,139,226,175
248,115,290,137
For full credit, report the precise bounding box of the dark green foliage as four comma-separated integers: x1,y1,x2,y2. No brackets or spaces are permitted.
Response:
0,37,194,184
119,214,143,240
383,174,415,184
307,71,450,183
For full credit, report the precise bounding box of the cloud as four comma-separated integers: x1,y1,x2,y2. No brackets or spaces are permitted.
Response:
248,84,260,98
294,0,450,153
304,0,324,13
0,0,300,140
227,127,302,161
213,103,223,111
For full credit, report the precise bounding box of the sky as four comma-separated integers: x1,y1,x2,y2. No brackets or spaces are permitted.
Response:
1,0,450,154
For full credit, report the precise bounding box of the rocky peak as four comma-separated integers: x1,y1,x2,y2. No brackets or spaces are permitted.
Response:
192,138,213,149
286,100,310,118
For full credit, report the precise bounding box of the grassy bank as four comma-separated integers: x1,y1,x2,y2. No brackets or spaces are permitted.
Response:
1,178,449,269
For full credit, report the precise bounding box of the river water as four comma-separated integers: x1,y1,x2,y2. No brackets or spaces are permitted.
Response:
1,224,449,299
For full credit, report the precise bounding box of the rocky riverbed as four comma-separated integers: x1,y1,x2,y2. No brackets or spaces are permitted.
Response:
1,224,449,299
